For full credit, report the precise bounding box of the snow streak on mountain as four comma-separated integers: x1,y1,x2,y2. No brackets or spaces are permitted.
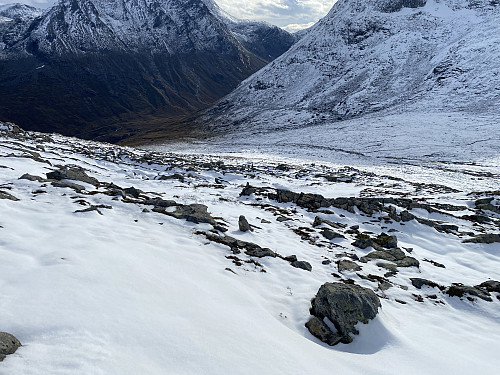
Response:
198,0,500,133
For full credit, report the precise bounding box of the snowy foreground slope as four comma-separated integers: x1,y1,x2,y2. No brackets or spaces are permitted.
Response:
1,122,500,374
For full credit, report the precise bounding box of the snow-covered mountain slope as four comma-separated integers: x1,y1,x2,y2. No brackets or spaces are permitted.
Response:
201,0,297,62
1,121,500,374
5,0,243,56
0,3,43,49
225,19,298,62
198,0,500,132
0,0,276,142
0,3,43,21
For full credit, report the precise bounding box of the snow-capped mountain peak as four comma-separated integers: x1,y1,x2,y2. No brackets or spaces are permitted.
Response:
0,2,43,21
18,0,241,56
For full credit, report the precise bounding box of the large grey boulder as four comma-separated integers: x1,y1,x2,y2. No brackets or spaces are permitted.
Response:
306,282,381,345
0,332,21,361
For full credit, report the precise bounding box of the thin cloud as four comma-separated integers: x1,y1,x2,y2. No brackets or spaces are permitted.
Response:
1,0,337,29
215,0,336,27
282,21,315,33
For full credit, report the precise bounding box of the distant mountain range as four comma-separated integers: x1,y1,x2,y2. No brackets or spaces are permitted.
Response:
197,0,500,134
0,0,295,142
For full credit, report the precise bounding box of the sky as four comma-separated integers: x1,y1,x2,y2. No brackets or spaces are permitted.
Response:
0,0,337,31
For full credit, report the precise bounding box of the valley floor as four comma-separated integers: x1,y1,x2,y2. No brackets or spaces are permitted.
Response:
1,120,499,374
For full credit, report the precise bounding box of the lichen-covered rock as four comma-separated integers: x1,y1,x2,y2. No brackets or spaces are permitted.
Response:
305,317,342,346
373,233,398,249
0,191,19,201
395,256,420,268
307,282,381,345
351,233,373,249
0,332,21,361
337,260,362,272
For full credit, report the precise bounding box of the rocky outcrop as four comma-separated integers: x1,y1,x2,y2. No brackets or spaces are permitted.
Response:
477,280,500,293
475,197,500,214
200,232,277,258
47,166,99,186
446,284,492,302
0,332,21,361
338,260,362,272
0,190,19,201
321,228,344,240
360,247,419,268
168,204,215,225
463,233,500,244
273,189,331,210
306,282,381,345
352,232,398,250
410,278,444,290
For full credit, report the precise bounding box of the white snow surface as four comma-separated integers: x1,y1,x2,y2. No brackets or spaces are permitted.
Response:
1,123,499,374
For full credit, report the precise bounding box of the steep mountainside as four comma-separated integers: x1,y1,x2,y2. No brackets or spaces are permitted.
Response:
0,0,280,142
198,0,500,133
225,19,297,62
0,3,43,48
202,0,297,63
